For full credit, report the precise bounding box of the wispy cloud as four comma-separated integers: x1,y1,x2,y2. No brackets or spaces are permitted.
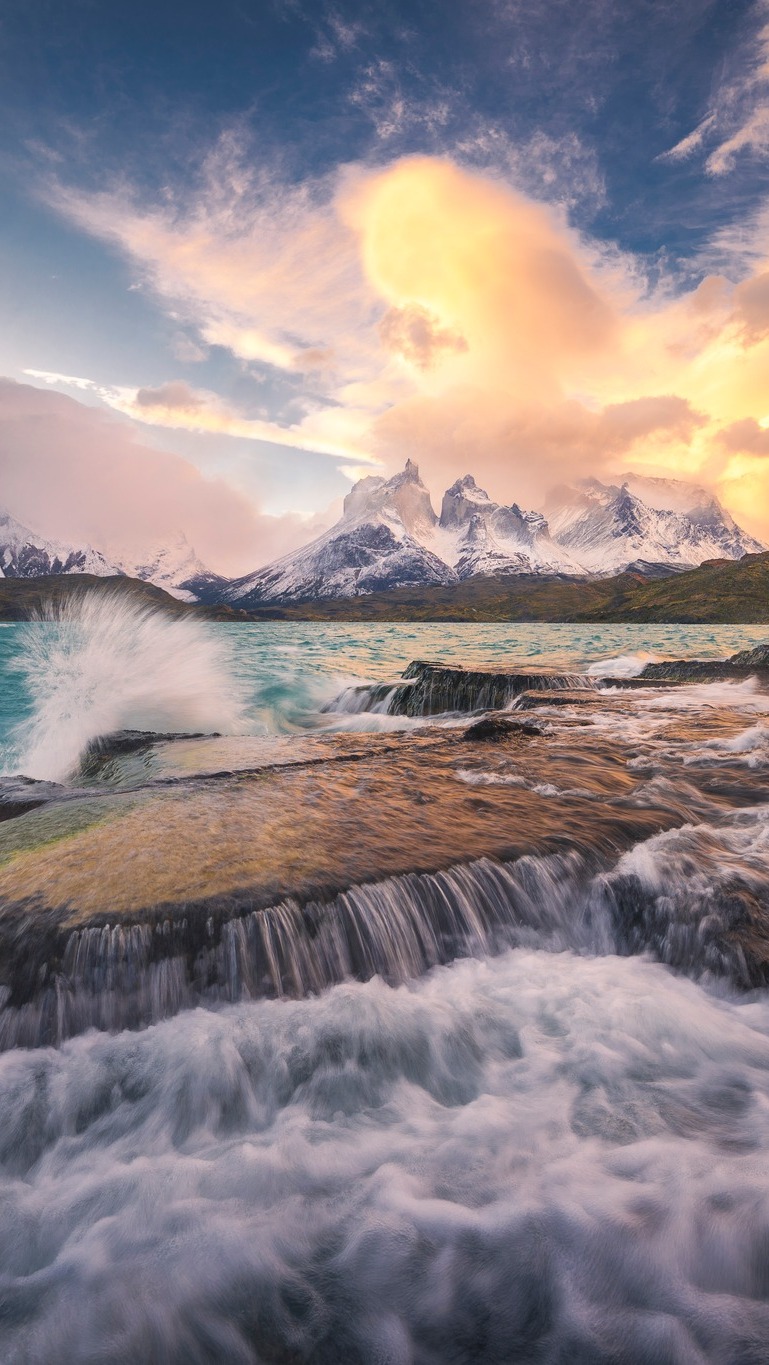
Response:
660,5,769,178
23,368,382,467
36,136,769,539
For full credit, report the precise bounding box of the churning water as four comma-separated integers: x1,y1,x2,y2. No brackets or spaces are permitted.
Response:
3,599,769,1361
2,603,769,782
2,595,249,781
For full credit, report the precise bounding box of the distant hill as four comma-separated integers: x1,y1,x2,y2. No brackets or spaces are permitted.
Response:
0,575,259,622
236,552,769,624
1,554,768,624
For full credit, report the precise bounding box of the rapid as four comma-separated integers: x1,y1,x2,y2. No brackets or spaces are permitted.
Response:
2,596,769,1362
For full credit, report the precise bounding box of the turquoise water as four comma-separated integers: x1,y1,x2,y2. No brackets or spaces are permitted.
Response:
2,618,769,778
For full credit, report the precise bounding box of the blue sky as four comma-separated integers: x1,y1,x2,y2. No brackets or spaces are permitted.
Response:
3,0,769,570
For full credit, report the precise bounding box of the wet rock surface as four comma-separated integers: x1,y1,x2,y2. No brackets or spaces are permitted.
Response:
329,659,597,718
463,714,544,740
2,673,769,1045
639,641,769,682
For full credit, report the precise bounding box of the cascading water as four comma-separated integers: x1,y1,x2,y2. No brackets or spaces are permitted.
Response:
2,614,769,1361
324,660,597,719
3,593,249,781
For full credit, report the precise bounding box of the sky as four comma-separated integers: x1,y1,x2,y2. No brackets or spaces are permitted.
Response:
4,0,769,571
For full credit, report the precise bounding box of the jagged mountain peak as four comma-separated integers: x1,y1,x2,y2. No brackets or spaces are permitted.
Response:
0,507,120,580
440,474,493,529
120,532,223,603
546,474,764,574
343,460,437,537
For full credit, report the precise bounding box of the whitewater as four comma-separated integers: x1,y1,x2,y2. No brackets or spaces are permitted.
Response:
2,596,769,1362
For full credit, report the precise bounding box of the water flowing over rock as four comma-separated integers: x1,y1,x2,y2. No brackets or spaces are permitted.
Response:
326,659,596,718
4,609,769,1360
3,808,769,1049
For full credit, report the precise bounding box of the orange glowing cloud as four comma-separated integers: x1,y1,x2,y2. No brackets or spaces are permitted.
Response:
43,145,769,536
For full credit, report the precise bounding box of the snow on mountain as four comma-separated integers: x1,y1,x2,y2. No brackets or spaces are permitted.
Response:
0,510,223,603
433,475,585,579
222,464,586,605
0,509,119,580
220,460,456,606
545,478,765,574
2,464,762,608
121,534,227,603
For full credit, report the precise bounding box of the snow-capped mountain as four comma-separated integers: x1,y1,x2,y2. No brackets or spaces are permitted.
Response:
434,475,585,579
545,476,764,575
219,463,586,606
0,509,120,579
218,461,457,606
2,464,762,608
0,509,223,603
218,463,765,605
121,534,228,603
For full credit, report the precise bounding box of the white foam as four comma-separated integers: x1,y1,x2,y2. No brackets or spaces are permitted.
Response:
7,593,249,781
1,951,769,1360
587,651,658,678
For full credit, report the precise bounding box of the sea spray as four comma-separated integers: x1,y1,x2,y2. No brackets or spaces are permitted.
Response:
6,593,249,782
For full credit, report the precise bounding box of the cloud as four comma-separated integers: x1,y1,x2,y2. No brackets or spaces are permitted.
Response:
717,417,769,455
45,129,378,392
707,105,769,175
135,381,205,410
39,143,769,539
344,156,618,403
659,10,769,178
659,114,718,163
0,380,333,575
23,368,380,467
378,304,468,369
370,390,708,510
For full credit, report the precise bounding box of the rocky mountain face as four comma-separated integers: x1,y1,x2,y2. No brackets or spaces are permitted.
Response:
121,535,228,603
214,461,458,607
0,510,119,579
0,509,222,603
218,463,763,606
2,463,763,607
545,476,764,575
434,475,585,580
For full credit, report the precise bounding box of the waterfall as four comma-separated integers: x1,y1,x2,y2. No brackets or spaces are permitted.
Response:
324,660,597,718
3,803,768,1050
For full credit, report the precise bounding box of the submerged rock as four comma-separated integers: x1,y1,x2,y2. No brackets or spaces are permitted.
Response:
516,690,599,710
463,715,544,740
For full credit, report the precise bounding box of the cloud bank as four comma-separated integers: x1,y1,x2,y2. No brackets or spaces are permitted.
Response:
29,138,769,542
0,381,332,575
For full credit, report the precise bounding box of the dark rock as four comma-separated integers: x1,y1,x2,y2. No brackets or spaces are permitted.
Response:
516,690,598,710
639,660,760,682
464,715,544,740
727,643,769,668
384,661,596,717
0,776,68,822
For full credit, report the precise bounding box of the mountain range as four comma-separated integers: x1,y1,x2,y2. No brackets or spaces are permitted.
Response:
1,462,763,604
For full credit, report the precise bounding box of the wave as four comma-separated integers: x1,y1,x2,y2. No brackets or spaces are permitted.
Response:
5,593,249,782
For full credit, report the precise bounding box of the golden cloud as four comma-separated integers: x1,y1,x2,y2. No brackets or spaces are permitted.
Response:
43,147,769,536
